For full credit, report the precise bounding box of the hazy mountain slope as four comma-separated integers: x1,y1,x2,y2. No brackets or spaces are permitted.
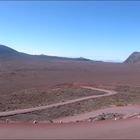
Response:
0,45,19,55
124,52,140,64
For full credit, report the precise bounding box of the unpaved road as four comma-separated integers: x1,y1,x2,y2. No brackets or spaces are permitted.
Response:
1,118,140,139
1,87,140,139
0,86,117,117
54,105,140,122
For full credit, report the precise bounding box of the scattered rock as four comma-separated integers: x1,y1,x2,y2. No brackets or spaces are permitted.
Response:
89,113,124,121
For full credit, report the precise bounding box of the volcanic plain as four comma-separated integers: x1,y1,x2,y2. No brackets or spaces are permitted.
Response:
1,45,140,139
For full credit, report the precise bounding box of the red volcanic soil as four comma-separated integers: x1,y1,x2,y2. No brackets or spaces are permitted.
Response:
1,60,140,95
1,118,140,139
1,45,140,139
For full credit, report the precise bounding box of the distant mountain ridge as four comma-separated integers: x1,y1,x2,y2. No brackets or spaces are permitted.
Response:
0,44,92,62
0,45,19,55
2,44,140,64
124,52,140,64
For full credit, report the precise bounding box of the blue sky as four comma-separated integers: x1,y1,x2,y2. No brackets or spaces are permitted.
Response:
0,1,140,62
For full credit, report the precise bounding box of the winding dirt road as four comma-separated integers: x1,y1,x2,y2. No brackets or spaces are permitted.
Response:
0,86,117,117
1,87,140,139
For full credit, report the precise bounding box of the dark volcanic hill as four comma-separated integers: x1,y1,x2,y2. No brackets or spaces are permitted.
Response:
0,45,18,53
0,45,22,61
124,52,140,64
0,45,19,55
0,44,92,62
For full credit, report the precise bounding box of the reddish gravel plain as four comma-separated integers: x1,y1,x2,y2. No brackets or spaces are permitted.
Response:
1,60,140,96
1,56,140,139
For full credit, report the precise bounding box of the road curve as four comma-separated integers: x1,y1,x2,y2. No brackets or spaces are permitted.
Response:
0,86,117,117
